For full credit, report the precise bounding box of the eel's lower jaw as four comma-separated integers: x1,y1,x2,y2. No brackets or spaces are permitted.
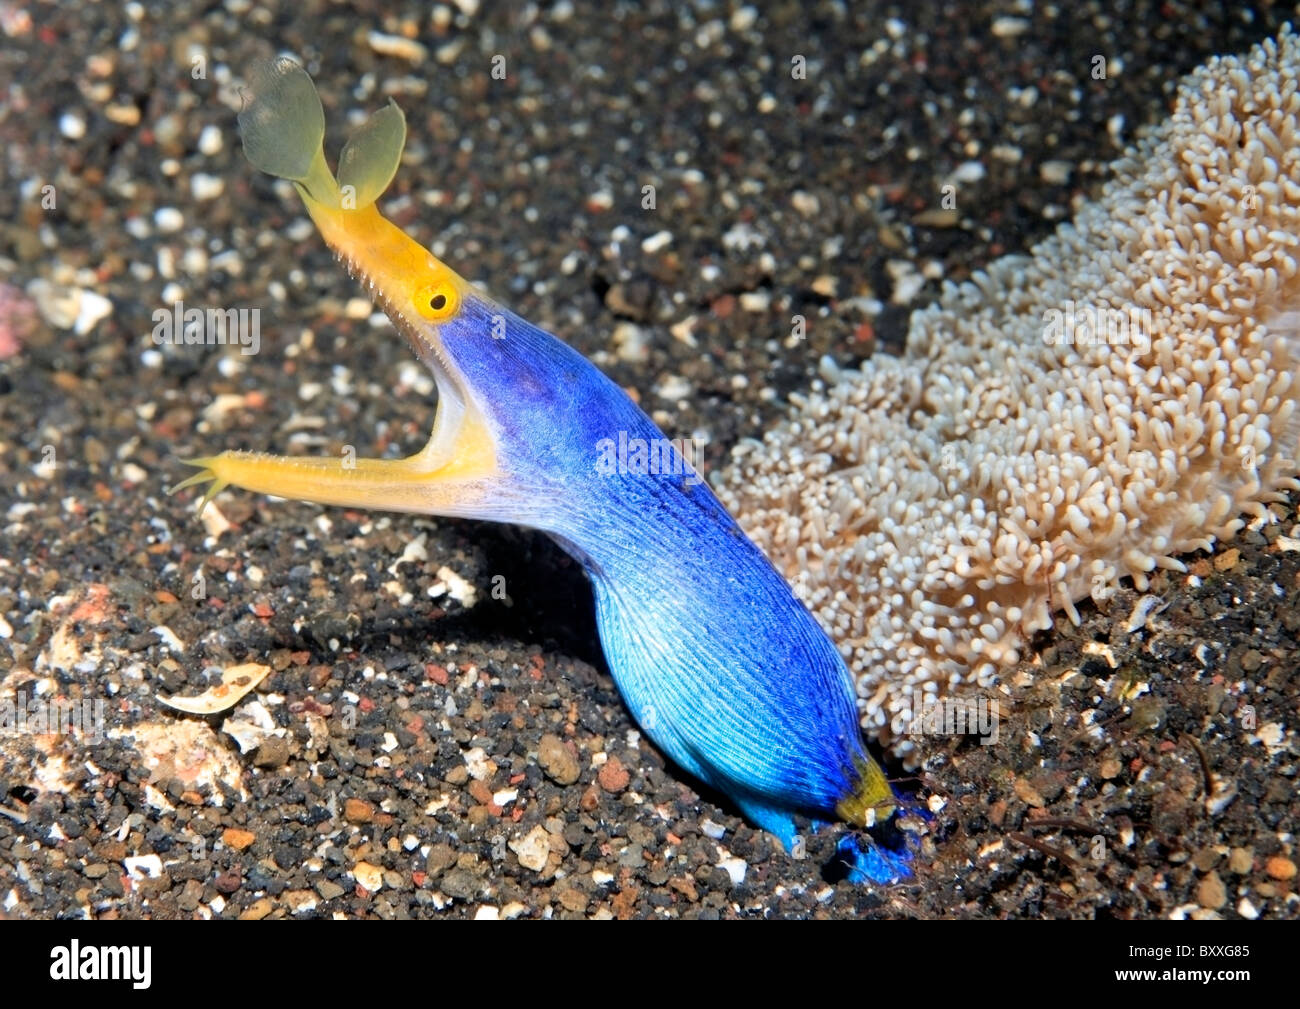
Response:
172,374,500,518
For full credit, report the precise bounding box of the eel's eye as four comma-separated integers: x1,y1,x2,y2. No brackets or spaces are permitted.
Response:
415,282,458,321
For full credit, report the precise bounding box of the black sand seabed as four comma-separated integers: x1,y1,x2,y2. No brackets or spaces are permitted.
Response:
0,1,1296,919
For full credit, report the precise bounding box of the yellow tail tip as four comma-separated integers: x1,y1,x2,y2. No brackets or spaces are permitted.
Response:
835,755,897,827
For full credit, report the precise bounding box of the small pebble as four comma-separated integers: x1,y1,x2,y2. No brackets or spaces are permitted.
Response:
198,124,223,156
538,734,580,786
612,322,650,364
59,112,86,139
1039,160,1072,185
791,191,820,217
655,374,692,400
367,30,427,63
1265,856,1296,881
717,855,747,886
124,854,163,880
1214,548,1240,571
510,826,551,872
353,861,384,892
1196,871,1226,909
641,230,672,254
222,828,255,851
154,207,184,233
190,173,224,201
316,879,345,900
597,756,630,793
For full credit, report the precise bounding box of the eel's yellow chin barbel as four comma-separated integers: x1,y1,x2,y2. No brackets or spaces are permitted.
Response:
171,57,500,519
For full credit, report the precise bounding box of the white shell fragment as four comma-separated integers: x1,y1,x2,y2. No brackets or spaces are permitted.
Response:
1125,595,1168,634
222,700,279,753
158,662,271,715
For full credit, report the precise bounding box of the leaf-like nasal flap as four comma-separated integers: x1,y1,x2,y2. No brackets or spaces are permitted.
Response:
337,100,407,209
238,56,326,184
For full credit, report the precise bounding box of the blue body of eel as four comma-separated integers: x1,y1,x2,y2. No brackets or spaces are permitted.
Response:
176,58,910,882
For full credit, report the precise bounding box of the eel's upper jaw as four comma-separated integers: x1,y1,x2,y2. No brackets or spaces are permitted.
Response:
361,278,481,472
327,235,460,391
303,199,489,455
